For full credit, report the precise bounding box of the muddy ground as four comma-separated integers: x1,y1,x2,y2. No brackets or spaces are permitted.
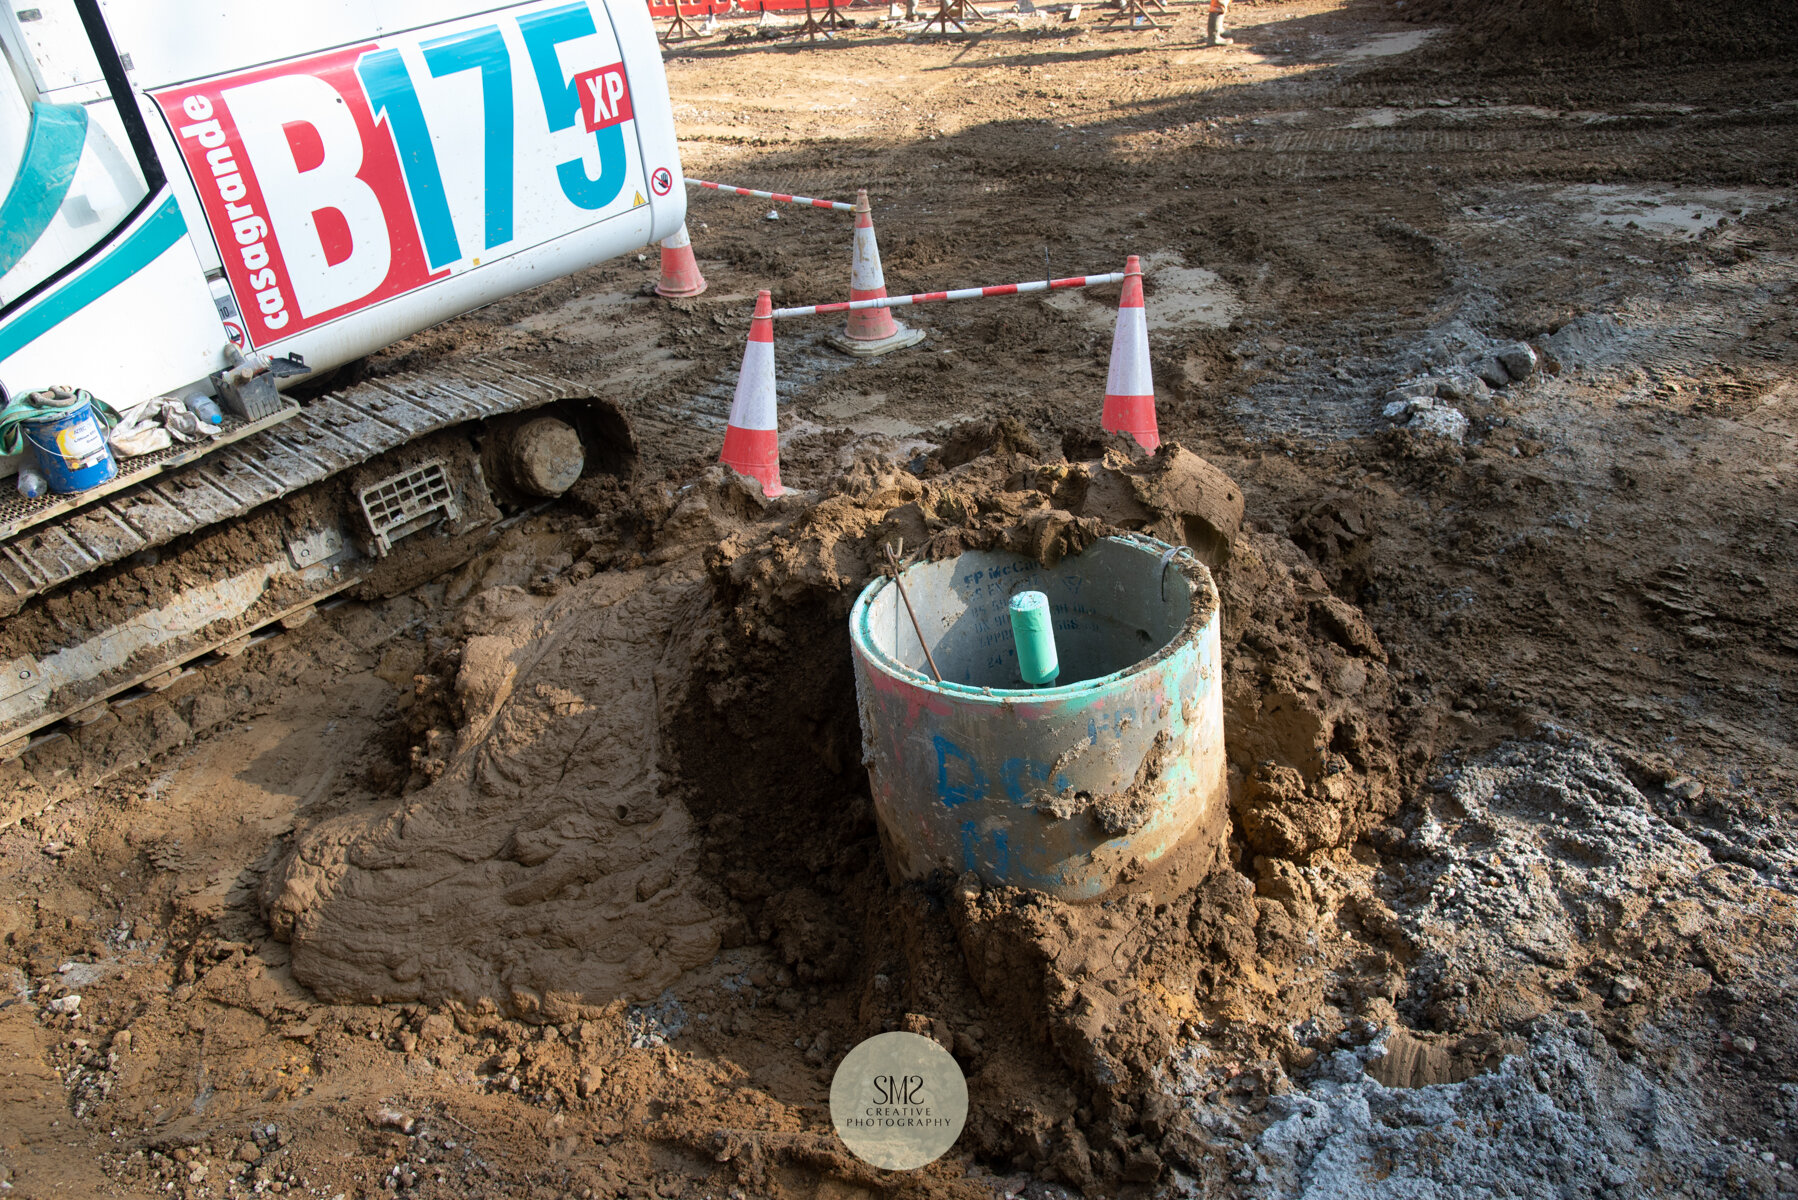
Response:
3,0,1797,1196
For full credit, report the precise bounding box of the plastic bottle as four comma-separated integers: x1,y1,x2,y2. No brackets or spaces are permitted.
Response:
184,393,224,425
16,463,47,499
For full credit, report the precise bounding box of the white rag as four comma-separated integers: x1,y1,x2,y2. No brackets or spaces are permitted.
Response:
108,397,217,459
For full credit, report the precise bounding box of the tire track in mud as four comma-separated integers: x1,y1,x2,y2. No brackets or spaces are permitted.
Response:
623,341,880,476
262,563,733,1012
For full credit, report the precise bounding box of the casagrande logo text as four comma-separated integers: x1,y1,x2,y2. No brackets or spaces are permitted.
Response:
843,1073,955,1130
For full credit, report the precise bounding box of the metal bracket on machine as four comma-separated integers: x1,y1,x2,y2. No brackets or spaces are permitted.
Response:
212,349,309,422
357,459,460,556
285,523,347,571
0,656,48,730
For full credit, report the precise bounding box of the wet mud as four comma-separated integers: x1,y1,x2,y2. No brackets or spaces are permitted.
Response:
2,0,1795,1196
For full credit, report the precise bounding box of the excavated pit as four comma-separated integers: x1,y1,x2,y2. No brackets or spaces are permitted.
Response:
247,435,1408,1191
851,539,1229,899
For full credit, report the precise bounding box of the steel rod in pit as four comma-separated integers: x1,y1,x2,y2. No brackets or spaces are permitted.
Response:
884,544,942,683
686,178,855,212
772,271,1126,318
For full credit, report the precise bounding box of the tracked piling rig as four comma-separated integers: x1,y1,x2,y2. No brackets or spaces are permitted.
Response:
0,0,685,758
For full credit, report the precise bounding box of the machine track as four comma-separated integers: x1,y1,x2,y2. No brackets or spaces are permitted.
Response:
0,358,601,617
0,357,635,766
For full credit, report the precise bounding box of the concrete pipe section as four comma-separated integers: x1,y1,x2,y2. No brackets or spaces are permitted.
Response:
849,535,1225,900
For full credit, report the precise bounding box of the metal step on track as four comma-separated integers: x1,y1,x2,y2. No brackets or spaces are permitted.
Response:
0,404,302,543
0,359,590,613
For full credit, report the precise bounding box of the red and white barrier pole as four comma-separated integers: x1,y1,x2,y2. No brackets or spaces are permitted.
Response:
686,178,855,212
772,271,1126,319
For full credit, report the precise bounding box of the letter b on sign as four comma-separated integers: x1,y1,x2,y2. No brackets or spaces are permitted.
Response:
222,74,393,319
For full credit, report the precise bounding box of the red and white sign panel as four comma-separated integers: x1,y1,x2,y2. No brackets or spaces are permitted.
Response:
152,0,648,348
575,64,634,132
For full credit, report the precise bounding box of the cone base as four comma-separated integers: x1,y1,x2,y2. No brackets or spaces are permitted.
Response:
654,237,708,299
1101,426,1161,454
1111,430,1160,453
828,321,926,358
720,462,786,498
721,428,784,498
731,478,785,498
1102,394,1160,454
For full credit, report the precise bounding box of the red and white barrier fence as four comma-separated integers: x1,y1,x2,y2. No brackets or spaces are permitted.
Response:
712,262,1154,491
687,178,855,212
650,0,870,15
771,271,1126,319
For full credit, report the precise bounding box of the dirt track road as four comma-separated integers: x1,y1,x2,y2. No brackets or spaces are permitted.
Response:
3,3,1795,1197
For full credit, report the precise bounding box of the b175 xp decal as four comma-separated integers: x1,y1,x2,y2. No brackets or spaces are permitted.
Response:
153,0,643,347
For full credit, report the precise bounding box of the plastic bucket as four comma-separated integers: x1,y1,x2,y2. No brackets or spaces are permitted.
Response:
849,535,1227,901
23,394,116,494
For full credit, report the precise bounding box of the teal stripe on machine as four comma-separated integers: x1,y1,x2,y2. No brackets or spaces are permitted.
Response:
0,102,90,278
0,195,187,364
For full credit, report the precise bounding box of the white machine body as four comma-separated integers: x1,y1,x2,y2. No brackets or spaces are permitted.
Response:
0,0,685,421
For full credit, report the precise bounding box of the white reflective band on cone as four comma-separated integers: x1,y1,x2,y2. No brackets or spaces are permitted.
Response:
1106,303,1153,397
728,338,777,430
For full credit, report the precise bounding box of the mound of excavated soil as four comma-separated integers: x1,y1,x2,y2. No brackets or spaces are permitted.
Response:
258,438,1409,1190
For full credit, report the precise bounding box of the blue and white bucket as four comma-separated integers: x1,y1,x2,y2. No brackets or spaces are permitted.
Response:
23,392,116,494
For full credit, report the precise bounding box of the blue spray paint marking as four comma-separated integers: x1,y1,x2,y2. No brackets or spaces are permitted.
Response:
958,822,1012,879
1084,707,1141,745
1001,757,1049,804
422,25,516,249
358,50,460,269
1000,757,1072,809
519,3,628,211
934,735,988,809
956,822,1033,887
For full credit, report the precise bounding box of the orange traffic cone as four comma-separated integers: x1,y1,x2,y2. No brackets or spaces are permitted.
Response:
654,222,707,298
1101,255,1158,452
828,189,925,357
720,290,783,496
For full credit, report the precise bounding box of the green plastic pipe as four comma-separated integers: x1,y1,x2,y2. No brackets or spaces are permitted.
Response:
1009,591,1060,687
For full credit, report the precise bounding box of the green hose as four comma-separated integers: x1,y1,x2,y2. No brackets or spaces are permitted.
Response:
1009,591,1060,687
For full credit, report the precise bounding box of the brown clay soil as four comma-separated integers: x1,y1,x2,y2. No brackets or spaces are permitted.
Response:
4,1,1798,1197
